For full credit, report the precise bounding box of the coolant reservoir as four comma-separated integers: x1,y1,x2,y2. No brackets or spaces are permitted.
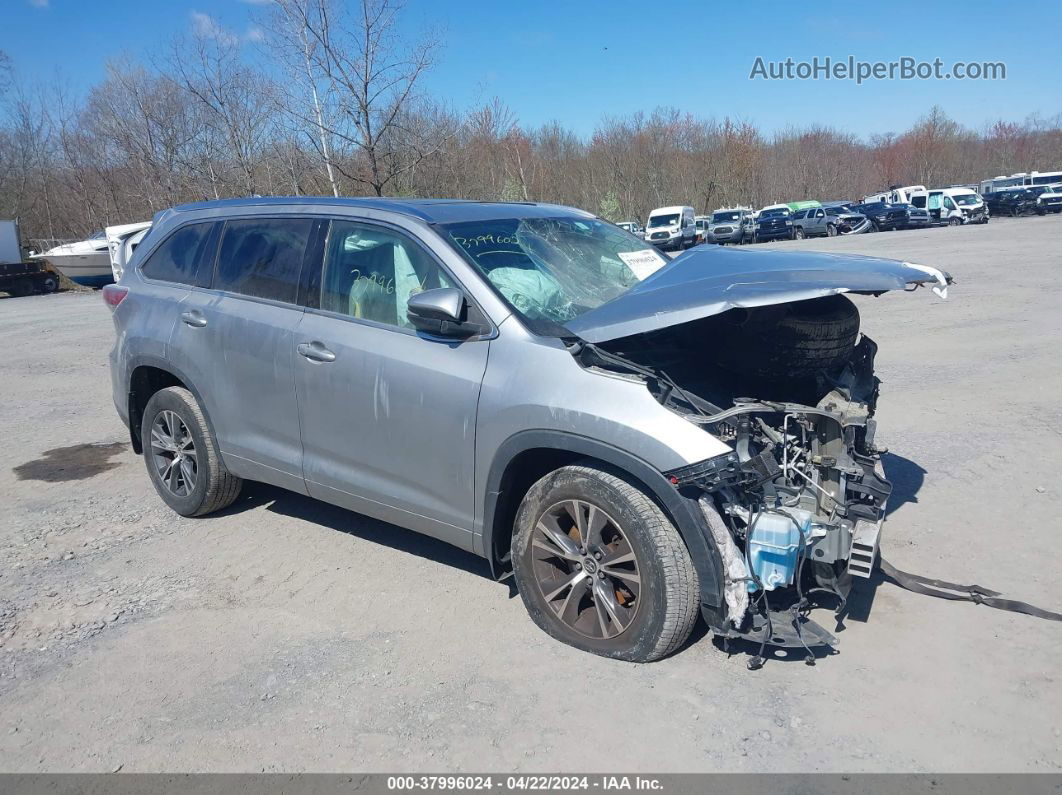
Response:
747,512,810,592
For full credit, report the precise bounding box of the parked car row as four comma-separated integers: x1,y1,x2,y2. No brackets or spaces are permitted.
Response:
984,184,1062,216
620,174,1058,250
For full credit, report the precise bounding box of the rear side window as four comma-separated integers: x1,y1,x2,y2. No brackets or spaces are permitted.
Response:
140,223,215,286
215,218,313,304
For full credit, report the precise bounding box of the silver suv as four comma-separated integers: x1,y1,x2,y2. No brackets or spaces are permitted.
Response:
105,198,949,663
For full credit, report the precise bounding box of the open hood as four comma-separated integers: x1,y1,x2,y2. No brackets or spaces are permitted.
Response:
564,245,950,343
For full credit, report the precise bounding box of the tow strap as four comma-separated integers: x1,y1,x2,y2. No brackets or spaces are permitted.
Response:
880,557,1062,622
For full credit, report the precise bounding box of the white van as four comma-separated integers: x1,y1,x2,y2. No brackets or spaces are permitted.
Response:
910,187,988,226
861,185,926,205
645,205,696,251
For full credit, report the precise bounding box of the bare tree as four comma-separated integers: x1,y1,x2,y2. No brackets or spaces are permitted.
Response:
271,0,441,196
262,0,341,196
166,22,275,197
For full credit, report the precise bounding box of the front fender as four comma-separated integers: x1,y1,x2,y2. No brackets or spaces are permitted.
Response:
480,429,727,628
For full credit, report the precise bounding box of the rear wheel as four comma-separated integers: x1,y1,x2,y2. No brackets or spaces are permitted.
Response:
38,274,59,294
512,464,699,662
141,386,242,517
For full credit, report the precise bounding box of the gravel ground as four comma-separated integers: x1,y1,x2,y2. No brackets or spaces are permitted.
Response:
1,216,1060,772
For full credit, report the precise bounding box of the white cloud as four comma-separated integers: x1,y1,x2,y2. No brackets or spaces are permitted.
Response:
29,0,49,8
190,11,265,45
192,11,229,39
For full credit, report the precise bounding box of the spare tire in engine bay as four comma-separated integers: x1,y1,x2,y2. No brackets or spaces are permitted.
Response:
710,293,860,381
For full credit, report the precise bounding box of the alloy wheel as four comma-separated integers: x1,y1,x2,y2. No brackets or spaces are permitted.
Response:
150,410,197,497
529,500,641,640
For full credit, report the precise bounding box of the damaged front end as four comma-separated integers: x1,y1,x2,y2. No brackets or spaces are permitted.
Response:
665,336,891,655
563,247,952,659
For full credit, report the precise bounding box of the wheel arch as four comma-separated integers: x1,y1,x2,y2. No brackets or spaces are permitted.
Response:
481,430,726,627
126,356,220,457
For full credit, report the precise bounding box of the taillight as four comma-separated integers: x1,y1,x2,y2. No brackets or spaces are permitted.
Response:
102,284,129,310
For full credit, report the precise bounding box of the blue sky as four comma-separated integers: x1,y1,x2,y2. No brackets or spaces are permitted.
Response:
4,0,1061,139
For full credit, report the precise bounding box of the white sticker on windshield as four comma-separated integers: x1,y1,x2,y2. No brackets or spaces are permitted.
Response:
617,249,667,280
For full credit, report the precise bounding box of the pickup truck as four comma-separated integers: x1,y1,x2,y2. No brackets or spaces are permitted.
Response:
791,207,870,238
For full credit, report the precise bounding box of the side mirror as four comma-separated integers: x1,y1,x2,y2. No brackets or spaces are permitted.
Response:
407,287,483,338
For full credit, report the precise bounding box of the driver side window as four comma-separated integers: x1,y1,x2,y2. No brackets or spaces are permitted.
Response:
318,220,453,330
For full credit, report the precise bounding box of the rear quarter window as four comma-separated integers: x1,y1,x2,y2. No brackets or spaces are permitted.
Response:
140,222,216,286
214,218,314,304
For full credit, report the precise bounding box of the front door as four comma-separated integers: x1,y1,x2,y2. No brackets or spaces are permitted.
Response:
293,219,490,551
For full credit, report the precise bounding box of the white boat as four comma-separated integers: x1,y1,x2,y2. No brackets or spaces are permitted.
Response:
36,231,113,287
105,221,152,281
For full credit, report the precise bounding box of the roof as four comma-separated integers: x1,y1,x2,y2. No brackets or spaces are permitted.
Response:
169,196,592,224
648,206,691,215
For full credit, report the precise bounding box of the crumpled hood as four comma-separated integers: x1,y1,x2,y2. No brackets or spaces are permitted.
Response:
564,245,950,343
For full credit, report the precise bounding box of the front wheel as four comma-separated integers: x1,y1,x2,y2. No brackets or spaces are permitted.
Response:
826,223,838,237
512,464,699,662
793,227,805,240
948,216,962,226
141,386,242,517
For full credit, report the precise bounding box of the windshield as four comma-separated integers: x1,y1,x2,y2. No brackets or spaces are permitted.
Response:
711,212,741,223
443,217,669,329
952,193,980,206
648,214,679,227
759,209,789,219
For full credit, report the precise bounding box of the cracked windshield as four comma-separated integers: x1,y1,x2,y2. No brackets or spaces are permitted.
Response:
443,217,667,325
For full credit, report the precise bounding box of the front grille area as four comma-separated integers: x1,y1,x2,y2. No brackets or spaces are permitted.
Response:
650,231,668,240
713,226,733,235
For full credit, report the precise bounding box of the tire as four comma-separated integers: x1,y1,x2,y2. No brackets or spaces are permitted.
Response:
711,293,860,381
141,386,242,517
826,223,838,237
512,464,699,663
948,217,962,226
793,227,805,240
37,274,59,294
9,278,33,297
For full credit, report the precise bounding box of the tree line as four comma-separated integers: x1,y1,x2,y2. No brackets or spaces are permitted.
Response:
1,0,1061,245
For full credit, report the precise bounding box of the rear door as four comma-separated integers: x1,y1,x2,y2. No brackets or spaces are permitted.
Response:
168,216,317,494
292,218,490,550
133,221,218,386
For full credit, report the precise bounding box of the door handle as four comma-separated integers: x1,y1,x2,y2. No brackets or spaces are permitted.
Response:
297,341,336,363
180,311,207,328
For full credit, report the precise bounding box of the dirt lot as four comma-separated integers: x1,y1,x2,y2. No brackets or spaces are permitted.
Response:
1,217,1060,773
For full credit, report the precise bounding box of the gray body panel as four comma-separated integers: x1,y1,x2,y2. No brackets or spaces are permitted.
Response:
564,245,946,343
169,289,307,494
293,309,489,551
470,318,731,549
